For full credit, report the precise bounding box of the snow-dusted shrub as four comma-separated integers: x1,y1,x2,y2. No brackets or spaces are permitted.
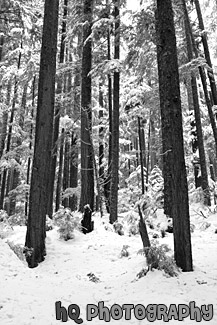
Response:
200,221,211,231
8,213,27,226
7,241,25,261
53,208,81,241
119,245,130,258
123,210,139,236
113,221,124,235
138,240,180,277
189,187,205,204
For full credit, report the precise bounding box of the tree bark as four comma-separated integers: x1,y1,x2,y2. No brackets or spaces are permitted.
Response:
155,0,193,271
47,0,68,218
25,0,59,268
79,0,94,212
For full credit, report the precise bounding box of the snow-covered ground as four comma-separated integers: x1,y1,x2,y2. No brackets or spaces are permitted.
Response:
0,205,217,324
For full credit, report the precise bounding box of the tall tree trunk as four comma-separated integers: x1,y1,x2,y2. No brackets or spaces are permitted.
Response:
182,0,211,206
104,7,113,213
79,0,94,212
25,0,59,268
155,0,193,271
47,0,68,218
110,0,120,224
68,29,82,212
194,0,217,106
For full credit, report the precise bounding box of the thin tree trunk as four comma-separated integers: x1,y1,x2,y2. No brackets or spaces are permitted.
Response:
8,82,28,215
25,0,59,268
145,118,151,192
156,0,193,271
62,134,70,208
0,81,11,159
0,69,20,209
68,33,82,212
69,132,78,211
25,76,36,216
138,116,145,195
56,128,64,212
110,0,120,224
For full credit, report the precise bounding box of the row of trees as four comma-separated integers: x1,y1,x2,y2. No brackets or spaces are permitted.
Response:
1,0,217,270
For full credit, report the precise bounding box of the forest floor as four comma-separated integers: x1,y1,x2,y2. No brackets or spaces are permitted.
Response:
0,204,217,325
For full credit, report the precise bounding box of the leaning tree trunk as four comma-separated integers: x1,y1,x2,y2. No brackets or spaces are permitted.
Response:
184,4,217,160
25,0,59,268
194,0,217,106
110,0,120,224
79,0,94,212
182,0,211,206
155,0,193,271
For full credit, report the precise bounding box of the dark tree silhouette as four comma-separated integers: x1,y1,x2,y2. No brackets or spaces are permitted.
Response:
25,0,59,268
155,0,193,271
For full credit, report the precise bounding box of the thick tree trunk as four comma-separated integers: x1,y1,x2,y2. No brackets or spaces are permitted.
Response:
79,0,94,212
156,0,193,271
110,0,120,224
25,0,59,268
47,0,68,218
